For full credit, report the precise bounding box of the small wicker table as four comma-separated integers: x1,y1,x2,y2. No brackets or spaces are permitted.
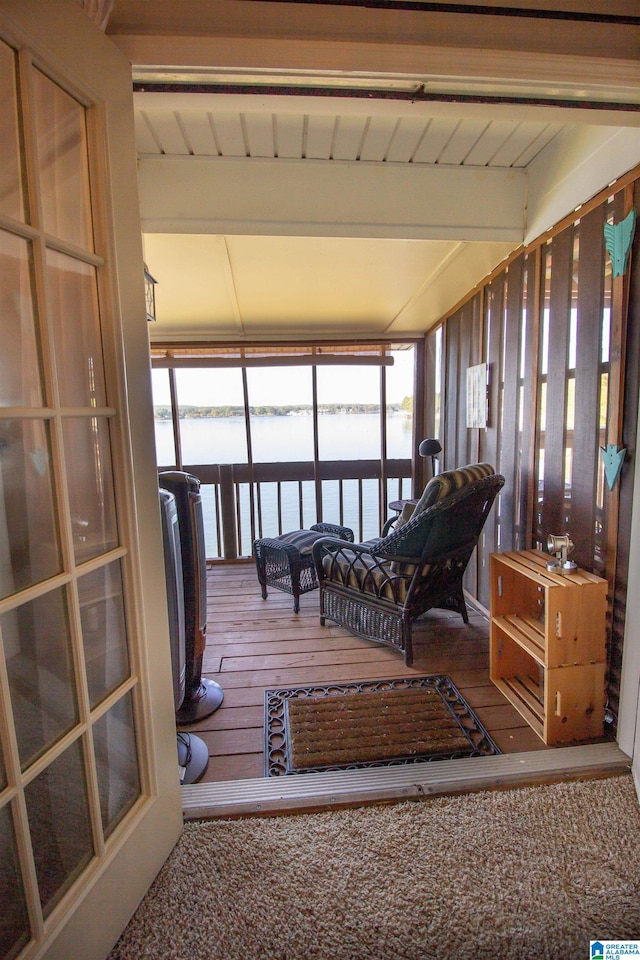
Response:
388,498,418,515
253,523,353,612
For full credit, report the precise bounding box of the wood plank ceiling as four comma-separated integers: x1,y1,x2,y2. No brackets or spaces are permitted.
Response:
107,1,640,343
136,101,563,167
134,91,563,340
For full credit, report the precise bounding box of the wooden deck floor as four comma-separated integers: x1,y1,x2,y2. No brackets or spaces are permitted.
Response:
185,561,549,784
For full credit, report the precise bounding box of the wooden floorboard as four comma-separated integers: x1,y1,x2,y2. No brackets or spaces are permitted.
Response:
182,561,550,783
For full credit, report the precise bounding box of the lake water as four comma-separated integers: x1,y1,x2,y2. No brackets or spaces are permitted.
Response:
155,412,414,554
154,411,413,465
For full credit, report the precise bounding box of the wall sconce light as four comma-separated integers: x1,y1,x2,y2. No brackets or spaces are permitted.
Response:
144,264,157,322
546,534,577,573
419,438,442,476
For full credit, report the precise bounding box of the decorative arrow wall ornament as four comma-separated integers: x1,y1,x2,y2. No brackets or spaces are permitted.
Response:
600,444,626,491
603,209,636,278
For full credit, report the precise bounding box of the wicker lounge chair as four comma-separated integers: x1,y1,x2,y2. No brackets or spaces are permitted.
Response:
312,466,504,665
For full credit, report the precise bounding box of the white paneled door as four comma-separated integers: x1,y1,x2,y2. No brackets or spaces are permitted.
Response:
0,3,182,959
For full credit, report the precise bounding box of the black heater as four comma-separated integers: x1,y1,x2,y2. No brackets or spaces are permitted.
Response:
159,471,223,723
159,488,209,783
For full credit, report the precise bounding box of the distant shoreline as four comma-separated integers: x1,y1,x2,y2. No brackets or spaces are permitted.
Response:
154,404,409,419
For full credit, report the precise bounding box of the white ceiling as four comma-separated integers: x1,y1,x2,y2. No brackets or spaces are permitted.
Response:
143,232,508,339
138,94,562,339
135,97,565,166
114,2,640,344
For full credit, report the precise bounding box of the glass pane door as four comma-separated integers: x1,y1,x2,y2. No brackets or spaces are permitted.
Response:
0,37,142,959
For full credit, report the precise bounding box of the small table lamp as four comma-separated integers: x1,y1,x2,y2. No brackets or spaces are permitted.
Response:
419,438,442,476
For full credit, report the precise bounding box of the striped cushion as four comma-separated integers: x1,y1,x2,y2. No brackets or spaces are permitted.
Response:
277,529,324,555
400,462,495,524
322,551,413,603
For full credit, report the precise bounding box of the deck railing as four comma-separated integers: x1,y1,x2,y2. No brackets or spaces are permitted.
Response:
164,459,413,559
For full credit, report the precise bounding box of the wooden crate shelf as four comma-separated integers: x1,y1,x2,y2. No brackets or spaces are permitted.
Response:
492,676,545,738
492,613,546,664
490,550,607,745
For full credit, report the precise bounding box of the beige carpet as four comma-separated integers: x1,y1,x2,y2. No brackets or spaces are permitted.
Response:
109,775,640,960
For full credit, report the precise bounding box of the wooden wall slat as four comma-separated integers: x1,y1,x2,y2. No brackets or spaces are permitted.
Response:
460,296,481,596
412,337,427,496
520,250,540,550
422,332,437,495
458,299,474,468
571,205,606,571
444,313,460,471
479,275,504,604
484,277,503,478
470,293,483,465
500,253,525,552
609,178,640,725
541,228,573,538
424,332,436,438
603,188,632,592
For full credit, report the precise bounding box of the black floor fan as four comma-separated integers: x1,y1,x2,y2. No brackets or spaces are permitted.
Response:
159,488,210,783
159,471,224,724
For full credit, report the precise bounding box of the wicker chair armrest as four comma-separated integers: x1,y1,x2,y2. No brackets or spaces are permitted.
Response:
313,535,411,565
313,537,411,602
380,515,399,537
310,522,354,541
312,536,369,560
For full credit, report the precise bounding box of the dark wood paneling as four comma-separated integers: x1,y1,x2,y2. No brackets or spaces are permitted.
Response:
421,331,437,494
411,337,426,495
501,254,525,552
484,275,503,481
571,205,606,571
541,228,573,537
609,180,640,727
458,300,474,467
444,312,461,471
424,330,437,448
460,295,479,596
479,275,504,604
519,250,540,549
421,180,638,725
471,293,483,465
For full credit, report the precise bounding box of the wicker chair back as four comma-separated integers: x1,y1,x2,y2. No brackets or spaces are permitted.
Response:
313,472,505,665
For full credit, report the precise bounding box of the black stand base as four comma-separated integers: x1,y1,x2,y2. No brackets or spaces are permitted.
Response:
177,732,209,784
176,678,224,725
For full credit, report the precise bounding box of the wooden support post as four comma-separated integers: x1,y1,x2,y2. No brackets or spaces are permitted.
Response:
219,464,238,559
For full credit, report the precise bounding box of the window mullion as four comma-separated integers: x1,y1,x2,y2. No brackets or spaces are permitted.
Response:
0,644,45,944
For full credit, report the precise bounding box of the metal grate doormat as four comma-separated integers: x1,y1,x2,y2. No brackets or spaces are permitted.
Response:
264,675,501,777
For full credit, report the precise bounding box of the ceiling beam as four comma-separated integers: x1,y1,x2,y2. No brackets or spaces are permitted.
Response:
133,89,640,124
139,156,526,242
117,36,640,107
106,1,639,60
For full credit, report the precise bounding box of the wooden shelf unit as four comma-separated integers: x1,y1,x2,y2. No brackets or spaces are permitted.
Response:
489,550,607,745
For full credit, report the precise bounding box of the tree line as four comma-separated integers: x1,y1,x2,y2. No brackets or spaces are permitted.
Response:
154,402,411,419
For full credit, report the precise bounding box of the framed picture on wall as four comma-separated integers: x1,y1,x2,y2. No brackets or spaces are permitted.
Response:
467,363,488,428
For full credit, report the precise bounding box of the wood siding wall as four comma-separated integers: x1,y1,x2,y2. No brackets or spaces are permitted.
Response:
426,174,640,726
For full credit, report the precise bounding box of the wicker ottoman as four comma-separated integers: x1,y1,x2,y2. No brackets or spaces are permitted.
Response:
253,523,354,613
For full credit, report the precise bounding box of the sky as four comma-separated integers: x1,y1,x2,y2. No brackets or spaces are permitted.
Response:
152,347,415,407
